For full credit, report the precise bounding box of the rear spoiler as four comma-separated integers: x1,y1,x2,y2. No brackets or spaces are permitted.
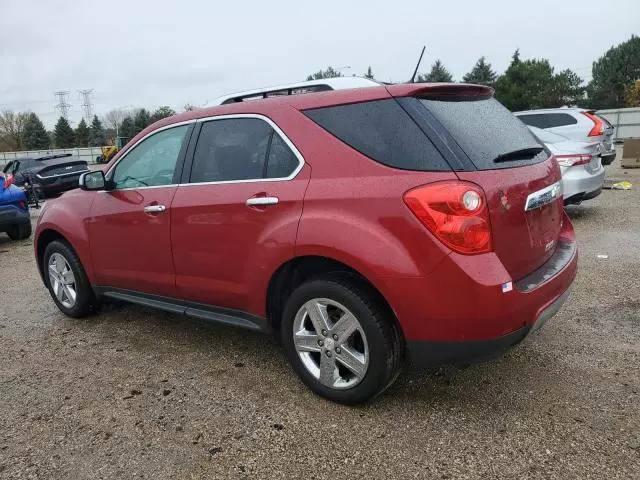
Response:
387,83,494,99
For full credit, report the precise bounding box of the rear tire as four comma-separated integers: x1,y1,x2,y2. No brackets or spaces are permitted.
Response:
281,276,404,405
6,222,32,240
43,240,97,318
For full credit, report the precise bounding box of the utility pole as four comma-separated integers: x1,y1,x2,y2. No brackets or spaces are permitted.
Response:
53,91,71,120
78,89,94,123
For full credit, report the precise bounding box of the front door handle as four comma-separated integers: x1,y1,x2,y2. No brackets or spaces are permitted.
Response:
246,197,279,206
144,204,166,214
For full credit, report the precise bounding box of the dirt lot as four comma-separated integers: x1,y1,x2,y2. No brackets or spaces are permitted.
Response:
1,163,639,480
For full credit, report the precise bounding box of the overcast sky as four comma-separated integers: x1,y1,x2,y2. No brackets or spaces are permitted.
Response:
1,0,638,129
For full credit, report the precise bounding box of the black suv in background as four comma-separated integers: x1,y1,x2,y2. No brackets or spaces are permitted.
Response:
3,154,89,197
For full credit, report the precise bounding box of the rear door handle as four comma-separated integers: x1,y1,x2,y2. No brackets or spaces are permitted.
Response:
144,204,166,213
246,197,279,206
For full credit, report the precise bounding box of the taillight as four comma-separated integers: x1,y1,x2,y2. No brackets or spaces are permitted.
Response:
555,154,592,167
17,201,27,210
3,174,14,188
582,112,604,137
404,181,492,255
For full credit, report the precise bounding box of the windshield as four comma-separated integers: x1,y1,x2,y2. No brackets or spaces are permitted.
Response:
419,97,548,170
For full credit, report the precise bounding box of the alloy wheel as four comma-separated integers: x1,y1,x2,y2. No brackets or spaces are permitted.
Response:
293,298,369,389
48,253,77,309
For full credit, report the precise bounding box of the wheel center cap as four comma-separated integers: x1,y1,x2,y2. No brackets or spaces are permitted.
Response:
324,337,335,350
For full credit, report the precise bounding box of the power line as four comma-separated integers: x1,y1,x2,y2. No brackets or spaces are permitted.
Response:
53,91,71,120
78,89,94,122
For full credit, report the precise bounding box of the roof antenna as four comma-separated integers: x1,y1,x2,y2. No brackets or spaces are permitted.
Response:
409,46,426,83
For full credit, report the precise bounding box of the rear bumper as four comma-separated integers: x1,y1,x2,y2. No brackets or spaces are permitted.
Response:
37,173,84,194
561,164,605,203
378,212,578,366
407,287,572,366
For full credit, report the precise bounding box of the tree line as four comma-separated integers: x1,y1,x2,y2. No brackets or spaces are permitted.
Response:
0,105,178,152
1,35,638,152
308,35,640,112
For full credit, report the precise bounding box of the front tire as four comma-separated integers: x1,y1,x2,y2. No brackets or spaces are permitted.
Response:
6,222,32,240
281,276,404,405
43,240,96,318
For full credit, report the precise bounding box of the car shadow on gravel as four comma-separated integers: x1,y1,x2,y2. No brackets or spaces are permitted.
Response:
564,204,601,222
79,300,559,413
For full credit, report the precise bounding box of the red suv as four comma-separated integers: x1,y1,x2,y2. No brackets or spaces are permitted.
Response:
34,83,577,404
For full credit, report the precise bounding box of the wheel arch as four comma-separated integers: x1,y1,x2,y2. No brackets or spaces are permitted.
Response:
265,255,404,337
35,227,95,286
35,228,70,281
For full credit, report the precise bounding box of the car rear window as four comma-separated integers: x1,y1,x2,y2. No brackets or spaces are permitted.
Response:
545,113,578,128
303,99,450,171
419,97,548,170
517,114,549,129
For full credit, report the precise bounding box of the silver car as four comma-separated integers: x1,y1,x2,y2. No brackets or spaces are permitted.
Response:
529,126,605,205
515,107,616,166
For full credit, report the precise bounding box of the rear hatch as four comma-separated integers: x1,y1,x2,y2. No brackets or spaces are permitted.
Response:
394,86,564,280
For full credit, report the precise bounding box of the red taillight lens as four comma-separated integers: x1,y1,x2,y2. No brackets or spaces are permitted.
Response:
404,181,492,255
582,111,604,137
18,201,27,209
555,154,592,167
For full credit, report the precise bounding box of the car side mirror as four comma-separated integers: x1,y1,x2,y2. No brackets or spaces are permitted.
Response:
79,170,108,191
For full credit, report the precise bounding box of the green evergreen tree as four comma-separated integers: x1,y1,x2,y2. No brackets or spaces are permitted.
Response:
133,108,151,136
364,66,375,80
88,115,106,146
53,116,75,148
74,118,90,147
22,113,50,150
417,60,453,83
306,66,342,81
120,116,135,140
150,106,176,123
462,56,498,86
587,35,640,109
494,50,585,111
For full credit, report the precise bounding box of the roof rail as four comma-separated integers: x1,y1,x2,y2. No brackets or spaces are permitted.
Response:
210,77,380,106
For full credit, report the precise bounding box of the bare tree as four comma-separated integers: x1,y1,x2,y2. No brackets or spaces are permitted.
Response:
183,104,197,112
0,110,30,151
102,108,128,136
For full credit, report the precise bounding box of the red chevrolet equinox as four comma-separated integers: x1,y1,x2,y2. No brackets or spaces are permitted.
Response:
34,83,577,404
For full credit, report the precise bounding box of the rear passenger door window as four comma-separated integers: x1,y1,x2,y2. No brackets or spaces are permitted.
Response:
190,118,300,183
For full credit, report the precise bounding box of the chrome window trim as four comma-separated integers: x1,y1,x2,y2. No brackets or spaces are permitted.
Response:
102,114,305,192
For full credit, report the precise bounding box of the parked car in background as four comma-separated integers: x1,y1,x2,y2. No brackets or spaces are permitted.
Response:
515,107,616,166
528,126,605,205
3,154,89,197
34,80,577,404
0,164,31,240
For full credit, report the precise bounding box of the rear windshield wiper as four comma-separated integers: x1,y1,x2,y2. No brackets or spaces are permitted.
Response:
493,147,544,163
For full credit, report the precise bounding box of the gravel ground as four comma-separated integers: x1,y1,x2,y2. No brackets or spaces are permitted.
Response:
1,162,639,479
